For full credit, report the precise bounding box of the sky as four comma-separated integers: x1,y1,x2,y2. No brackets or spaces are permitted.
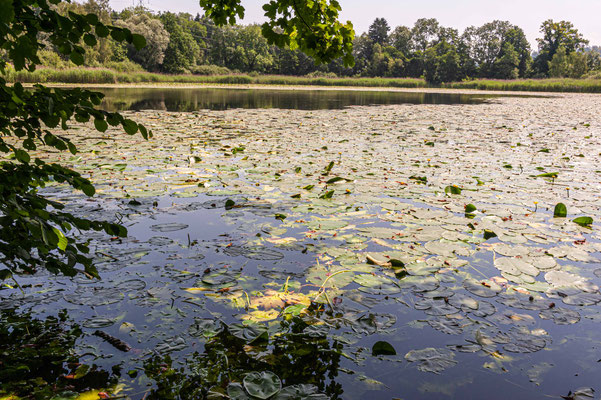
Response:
108,0,601,48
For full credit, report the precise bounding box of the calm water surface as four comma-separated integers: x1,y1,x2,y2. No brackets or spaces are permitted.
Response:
1,88,594,400
95,86,522,111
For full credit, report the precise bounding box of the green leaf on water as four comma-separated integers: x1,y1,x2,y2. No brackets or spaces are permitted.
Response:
319,190,334,199
444,185,461,195
554,203,567,218
372,341,396,356
243,371,282,399
225,199,235,209
573,216,593,227
326,176,346,184
536,172,558,178
322,161,335,175
465,204,477,213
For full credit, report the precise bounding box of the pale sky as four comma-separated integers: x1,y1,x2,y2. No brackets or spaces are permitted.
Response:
109,0,601,48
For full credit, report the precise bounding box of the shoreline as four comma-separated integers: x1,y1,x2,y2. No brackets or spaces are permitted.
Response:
39,82,572,97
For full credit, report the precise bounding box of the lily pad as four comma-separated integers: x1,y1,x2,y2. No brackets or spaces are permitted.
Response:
405,347,457,374
243,371,282,399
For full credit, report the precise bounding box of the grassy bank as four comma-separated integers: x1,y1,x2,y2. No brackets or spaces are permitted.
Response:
5,67,601,93
445,78,601,93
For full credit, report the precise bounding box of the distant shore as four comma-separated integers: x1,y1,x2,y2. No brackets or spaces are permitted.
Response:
6,67,601,94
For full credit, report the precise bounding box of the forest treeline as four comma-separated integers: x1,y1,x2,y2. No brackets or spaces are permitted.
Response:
24,0,601,83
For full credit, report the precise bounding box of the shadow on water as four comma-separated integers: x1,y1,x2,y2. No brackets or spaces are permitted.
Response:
95,87,512,112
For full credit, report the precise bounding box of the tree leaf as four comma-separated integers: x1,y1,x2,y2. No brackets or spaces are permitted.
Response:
94,118,108,132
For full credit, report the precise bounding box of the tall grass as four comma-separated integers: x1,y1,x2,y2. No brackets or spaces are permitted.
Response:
443,78,601,93
3,67,427,88
4,67,601,93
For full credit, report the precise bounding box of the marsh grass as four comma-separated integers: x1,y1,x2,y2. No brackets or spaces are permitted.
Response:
5,67,601,93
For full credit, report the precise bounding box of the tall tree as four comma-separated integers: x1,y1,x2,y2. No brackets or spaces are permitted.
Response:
423,39,461,83
410,18,441,53
116,14,170,71
160,12,200,73
534,20,588,76
368,18,390,46
389,25,412,56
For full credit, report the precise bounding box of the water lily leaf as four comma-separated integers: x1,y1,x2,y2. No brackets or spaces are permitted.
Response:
495,257,539,277
563,387,595,400
229,323,268,343
562,292,601,306
554,203,567,218
189,318,223,338
224,245,284,260
463,278,501,298
243,371,282,399
82,317,115,329
502,327,550,353
155,337,187,353
372,341,396,356
573,217,593,227
444,185,462,195
405,347,457,374
539,307,580,325
227,383,251,399
353,274,400,295
428,318,465,335
150,222,189,232
273,384,327,400
64,287,124,306
414,298,458,316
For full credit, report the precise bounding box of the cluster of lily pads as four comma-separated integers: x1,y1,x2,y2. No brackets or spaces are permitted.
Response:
2,93,601,398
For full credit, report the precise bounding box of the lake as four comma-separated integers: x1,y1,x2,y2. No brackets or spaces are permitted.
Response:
2,88,601,400
95,86,530,111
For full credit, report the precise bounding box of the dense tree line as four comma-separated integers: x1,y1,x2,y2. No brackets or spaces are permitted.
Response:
34,1,601,82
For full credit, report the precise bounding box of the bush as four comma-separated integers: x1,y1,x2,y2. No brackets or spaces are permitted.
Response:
305,71,338,78
190,65,232,75
104,60,144,73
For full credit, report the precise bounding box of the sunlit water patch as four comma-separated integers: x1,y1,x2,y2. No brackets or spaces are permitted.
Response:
2,92,601,399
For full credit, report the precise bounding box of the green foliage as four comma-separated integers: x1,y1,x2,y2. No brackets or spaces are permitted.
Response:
160,12,201,73
424,40,461,84
143,315,342,399
0,309,117,398
534,20,589,76
116,13,170,71
0,0,149,276
368,17,391,46
549,47,589,78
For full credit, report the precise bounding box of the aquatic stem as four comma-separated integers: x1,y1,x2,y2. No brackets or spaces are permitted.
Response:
313,269,351,303
283,276,291,293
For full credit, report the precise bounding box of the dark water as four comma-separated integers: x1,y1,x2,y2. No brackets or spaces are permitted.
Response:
96,87,512,111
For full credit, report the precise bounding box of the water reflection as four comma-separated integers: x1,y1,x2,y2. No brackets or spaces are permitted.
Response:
96,87,506,112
